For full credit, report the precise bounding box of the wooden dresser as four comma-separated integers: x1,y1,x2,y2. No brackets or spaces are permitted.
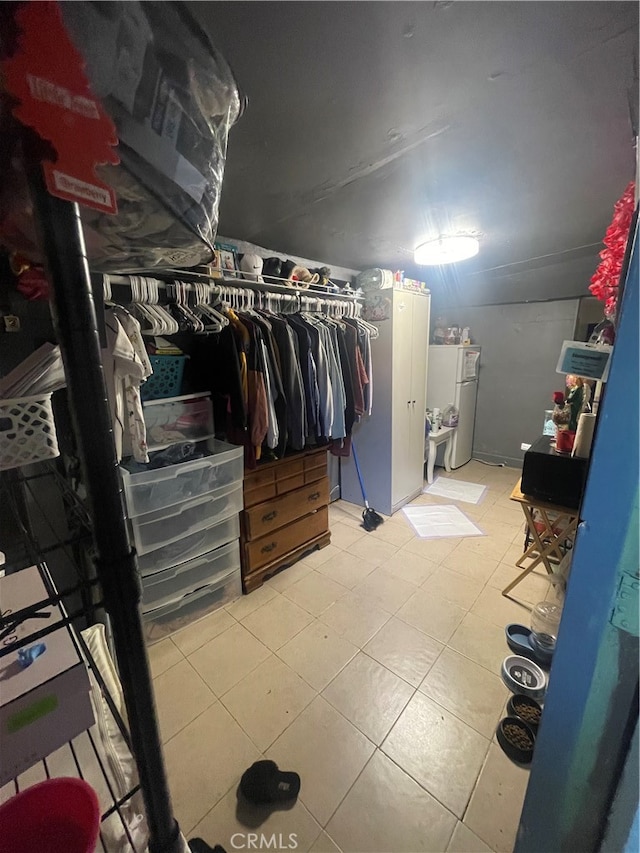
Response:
241,447,331,592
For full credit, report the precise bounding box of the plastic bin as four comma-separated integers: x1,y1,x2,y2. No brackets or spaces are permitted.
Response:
137,513,240,576
0,394,60,471
120,440,243,517
143,567,242,642
130,482,242,555
144,393,214,450
141,540,240,613
141,356,188,401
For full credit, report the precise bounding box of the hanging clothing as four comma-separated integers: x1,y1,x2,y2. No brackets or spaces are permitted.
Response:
191,325,247,438
269,315,307,451
102,307,152,463
196,302,376,462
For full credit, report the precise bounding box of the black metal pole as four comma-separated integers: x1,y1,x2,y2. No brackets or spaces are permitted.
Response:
26,165,182,853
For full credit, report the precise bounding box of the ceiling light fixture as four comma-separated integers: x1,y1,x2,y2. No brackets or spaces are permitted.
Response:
414,235,480,266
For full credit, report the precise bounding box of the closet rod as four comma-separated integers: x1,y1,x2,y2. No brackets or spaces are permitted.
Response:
98,271,363,302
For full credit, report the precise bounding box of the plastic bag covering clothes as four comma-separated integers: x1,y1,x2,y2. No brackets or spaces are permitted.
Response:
62,1,242,272
1,1,241,272
356,269,393,291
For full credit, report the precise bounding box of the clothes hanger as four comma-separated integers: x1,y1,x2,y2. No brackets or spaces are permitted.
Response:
194,282,228,332
172,281,207,333
103,274,114,306
129,275,163,335
143,277,180,335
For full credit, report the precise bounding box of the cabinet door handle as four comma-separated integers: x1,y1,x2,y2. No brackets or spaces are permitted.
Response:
308,491,321,502
262,510,278,522
412,400,416,407
261,542,277,554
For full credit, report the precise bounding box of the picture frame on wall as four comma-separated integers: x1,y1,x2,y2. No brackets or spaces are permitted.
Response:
214,242,239,278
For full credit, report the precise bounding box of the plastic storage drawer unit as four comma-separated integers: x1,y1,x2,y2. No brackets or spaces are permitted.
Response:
143,393,214,450
130,482,243,555
120,440,243,517
137,513,240,576
143,567,242,642
141,540,241,613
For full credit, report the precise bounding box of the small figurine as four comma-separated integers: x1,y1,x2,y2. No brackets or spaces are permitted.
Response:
565,374,590,432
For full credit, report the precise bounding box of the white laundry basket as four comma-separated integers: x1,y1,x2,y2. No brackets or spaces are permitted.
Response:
0,394,60,470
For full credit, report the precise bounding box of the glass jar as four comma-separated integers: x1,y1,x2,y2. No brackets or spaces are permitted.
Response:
531,602,562,652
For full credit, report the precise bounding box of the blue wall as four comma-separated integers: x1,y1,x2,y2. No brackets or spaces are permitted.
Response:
516,220,639,852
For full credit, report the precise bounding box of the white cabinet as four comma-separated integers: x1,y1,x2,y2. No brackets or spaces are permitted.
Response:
341,289,431,516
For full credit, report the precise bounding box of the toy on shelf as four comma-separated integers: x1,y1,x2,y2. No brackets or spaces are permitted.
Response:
551,376,592,452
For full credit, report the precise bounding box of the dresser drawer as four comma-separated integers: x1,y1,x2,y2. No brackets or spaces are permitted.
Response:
304,452,327,473
245,478,329,541
246,506,329,571
275,458,304,482
244,482,276,508
245,467,276,490
276,473,305,495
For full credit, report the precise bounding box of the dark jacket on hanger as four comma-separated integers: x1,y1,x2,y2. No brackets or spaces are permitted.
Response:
191,326,247,439
286,315,320,441
268,314,307,451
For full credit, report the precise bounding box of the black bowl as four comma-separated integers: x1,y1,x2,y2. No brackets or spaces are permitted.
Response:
497,716,535,765
508,694,543,733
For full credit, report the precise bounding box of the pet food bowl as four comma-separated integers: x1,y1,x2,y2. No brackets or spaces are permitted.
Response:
505,623,552,668
0,777,100,853
507,693,543,733
497,716,536,765
501,654,546,700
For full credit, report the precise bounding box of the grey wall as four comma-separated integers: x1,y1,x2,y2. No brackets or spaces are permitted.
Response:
459,300,579,466
427,246,603,313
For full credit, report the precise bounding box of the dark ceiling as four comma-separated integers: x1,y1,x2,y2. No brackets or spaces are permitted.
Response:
190,1,638,304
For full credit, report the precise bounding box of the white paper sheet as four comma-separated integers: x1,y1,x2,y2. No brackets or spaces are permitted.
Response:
402,504,485,539
423,478,487,504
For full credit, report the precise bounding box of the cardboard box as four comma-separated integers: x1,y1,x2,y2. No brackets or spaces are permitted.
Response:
0,566,94,786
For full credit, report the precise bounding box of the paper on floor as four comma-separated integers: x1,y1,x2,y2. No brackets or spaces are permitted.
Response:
402,504,485,539
423,477,487,504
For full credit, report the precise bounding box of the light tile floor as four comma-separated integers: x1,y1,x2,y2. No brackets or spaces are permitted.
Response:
151,461,562,853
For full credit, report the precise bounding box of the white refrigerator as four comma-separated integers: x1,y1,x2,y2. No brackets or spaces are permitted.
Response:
426,345,481,469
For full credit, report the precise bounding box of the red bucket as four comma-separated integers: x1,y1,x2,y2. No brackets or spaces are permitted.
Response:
0,778,100,853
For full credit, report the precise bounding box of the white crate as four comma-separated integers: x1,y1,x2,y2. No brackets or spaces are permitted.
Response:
0,394,60,471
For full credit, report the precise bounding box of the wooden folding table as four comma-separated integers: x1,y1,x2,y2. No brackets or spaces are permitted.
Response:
503,479,580,596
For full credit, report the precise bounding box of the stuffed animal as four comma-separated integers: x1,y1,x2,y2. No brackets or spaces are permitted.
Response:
313,266,332,287
281,260,319,289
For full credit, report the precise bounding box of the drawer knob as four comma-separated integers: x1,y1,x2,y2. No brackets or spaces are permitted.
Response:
308,491,321,501
262,510,278,522
261,542,277,554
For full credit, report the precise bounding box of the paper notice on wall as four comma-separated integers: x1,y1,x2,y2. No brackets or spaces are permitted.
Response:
556,341,612,382
462,350,480,380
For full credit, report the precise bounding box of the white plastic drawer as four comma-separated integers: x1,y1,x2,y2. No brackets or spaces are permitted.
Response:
141,540,240,613
143,394,214,451
143,567,242,642
120,440,243,517
137,513,240,576
130,482,242,555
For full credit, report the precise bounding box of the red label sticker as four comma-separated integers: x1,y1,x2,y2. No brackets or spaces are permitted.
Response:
2,0,120,214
